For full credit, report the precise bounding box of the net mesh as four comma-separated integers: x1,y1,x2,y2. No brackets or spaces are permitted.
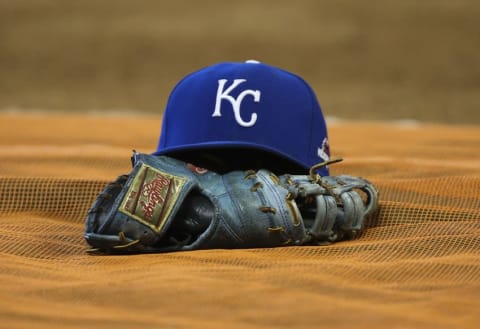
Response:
1,113,479,329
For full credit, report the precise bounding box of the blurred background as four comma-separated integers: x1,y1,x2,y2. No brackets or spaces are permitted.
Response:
0,0,479,124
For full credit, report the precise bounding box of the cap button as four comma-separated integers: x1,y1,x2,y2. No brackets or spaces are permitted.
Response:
245,59,261,64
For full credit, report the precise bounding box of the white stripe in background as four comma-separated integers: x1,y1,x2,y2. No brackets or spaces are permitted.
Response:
0,145,132,156
343,156,480,169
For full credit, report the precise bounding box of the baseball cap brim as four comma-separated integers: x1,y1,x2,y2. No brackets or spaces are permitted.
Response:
152,141,313,174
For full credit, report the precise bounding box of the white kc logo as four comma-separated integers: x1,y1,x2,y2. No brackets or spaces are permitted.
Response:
212,79,261,127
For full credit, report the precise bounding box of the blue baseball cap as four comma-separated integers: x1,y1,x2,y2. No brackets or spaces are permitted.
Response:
154,60,331,175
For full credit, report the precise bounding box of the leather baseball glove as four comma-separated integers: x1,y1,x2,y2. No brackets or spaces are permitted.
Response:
84,152,378,253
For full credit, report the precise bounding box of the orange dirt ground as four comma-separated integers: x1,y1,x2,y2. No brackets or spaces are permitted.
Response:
1,112,479,329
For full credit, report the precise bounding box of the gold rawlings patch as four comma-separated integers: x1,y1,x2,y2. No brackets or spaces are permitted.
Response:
119,164,187,233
